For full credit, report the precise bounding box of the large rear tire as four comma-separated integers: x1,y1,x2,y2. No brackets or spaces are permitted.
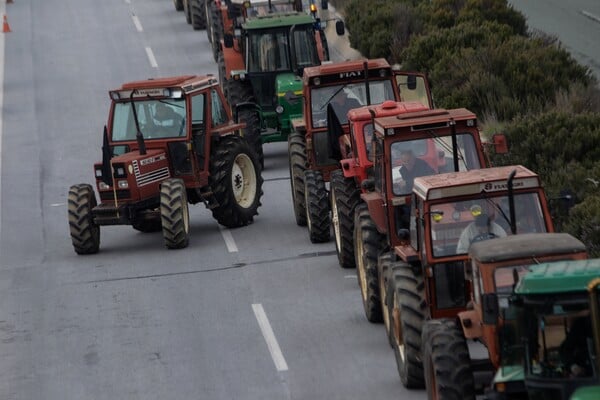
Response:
183,0,192,24
288,131,307,226
354,203,383,323
160,179,190,249
68,184,100,255
422,319,475,400
190,0,206,30
207,0,223,61
173,0,184,11
304,169,331,243
210,135,263,227
389,262,427,388
330,169,359,268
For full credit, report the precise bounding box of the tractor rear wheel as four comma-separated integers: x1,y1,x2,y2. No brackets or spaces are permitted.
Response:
227,80,263,168
190,0,206,30
354,203,383,323
422,319,475,400
389,262,427,388
379,252,394,346
330,169,359,268
173,0,184,11
68,184,100,255
183,0,192,23
207,0,223,61
288,131,307,226
304,169,330,243
160,178,190,249
210,135,263,227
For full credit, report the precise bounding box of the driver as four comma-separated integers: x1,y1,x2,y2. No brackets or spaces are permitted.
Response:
456,203,507,253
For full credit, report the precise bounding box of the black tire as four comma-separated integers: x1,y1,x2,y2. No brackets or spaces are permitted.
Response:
131,216,162,233
190,0,206,30
173,0,184,11
160,178,190,249
226,79,263,168
204,0,212,42
183,0,192,24
288,131,307,226
330,169,360,268
304,169,331,243
379,252,394,346
389,262,427,388
354,203,383,323
207,0,223,61
209,135,263,227
68,184,100,255
422,319,475,400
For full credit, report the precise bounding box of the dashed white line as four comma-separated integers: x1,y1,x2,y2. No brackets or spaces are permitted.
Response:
131,15,143,32
344,275,356,279
145,47,158,68
219,226,238,252
252,303,289,372
581,10,600,24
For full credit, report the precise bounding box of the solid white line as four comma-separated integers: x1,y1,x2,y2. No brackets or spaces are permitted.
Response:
219,226,238,252
131,15,143,32
581,10,600,24
145,47,158,68
252,304,289,372
0,2,5,240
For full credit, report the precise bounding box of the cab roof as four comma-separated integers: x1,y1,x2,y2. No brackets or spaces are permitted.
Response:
515,259,600,295
242,12,314,29
111,75,218,98
374,108,477,136
302,58,392,86
347,101,429,121
413,165,540,201
469,233,587,263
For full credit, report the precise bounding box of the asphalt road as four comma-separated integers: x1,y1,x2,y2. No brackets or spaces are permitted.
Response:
510,0,600,81
0,1,425,399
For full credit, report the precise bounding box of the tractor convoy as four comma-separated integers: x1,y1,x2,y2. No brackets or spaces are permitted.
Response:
68,4,599,398
68,75,262,253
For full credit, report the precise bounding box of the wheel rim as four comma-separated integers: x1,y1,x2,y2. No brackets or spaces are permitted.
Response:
356,234,368,302
231,153,257,209
393,292,406,362
381,274,390,335
332,190,342,252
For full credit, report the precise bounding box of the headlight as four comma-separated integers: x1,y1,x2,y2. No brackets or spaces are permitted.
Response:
113,164,127,178
118,180,129,189
99,182,110,190
275,105,284,114
95,168,103,178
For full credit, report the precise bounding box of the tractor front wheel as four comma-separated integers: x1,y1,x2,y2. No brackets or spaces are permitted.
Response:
422,319,475,400
160,179,190,249
354,203,383,322
304,169,331,243
210,135,263,227
288,131,307,226
330,169,359,268
68,184,100,255
389,262,427,388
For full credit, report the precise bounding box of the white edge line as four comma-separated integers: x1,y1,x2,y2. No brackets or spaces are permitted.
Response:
252,303,289,372
580,10,600,24
0,3,5,240
145,47,158,68
131,15,143,32
219,226,238,253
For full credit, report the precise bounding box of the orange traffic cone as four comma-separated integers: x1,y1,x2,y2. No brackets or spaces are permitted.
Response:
2,15,10,33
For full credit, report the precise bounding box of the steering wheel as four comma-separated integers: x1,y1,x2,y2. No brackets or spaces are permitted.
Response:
471,232,498,244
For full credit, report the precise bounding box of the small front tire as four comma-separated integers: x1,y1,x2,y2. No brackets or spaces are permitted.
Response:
68,184,100,255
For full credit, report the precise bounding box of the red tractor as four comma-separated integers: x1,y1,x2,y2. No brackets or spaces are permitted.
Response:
288,58,433,243
68,75,263,254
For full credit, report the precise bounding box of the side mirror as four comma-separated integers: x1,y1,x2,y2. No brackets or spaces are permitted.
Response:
321,0,328,10
491,133,508,154
223,34,234,49
361,178,375,192
482,293,499,325
406,75,417,90
335,20,345,36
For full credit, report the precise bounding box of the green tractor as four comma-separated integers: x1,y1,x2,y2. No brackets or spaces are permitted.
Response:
218,2,342,167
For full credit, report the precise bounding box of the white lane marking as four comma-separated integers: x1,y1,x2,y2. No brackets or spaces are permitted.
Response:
131,15,143,32
50,203,65,207
145,47,158,68
219,226,238,253
581,10,600,24
344,275,355,279
252,303,289,372
124,0,131,4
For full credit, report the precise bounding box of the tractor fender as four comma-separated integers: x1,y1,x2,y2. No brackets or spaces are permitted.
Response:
457,309,483,339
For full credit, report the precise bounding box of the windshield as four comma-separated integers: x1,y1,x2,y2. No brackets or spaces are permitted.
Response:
429,192,548,257
111,99,186,141
391,133,482,196
247,26,319,73
311,80,395,127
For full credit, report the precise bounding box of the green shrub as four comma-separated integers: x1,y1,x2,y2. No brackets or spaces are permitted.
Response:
563,195,600,257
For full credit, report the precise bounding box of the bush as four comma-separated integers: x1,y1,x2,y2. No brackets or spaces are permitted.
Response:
563,195,600,257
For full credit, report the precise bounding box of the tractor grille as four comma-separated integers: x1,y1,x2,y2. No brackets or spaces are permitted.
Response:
132,160,170,187
99,190,131,201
